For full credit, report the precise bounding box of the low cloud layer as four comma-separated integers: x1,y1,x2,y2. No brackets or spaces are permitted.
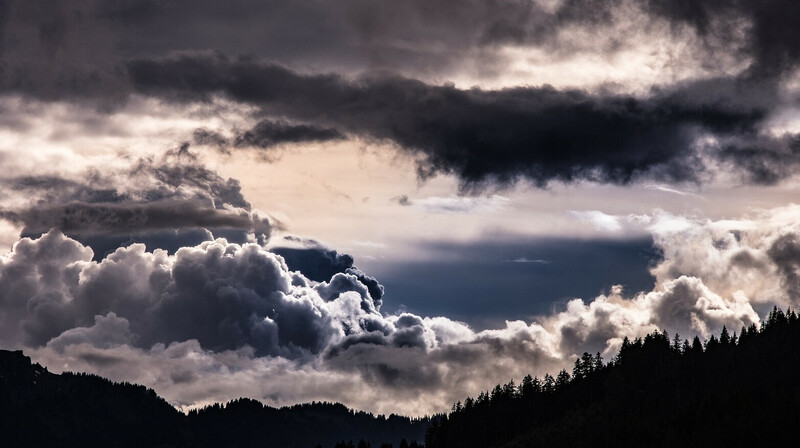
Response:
7,203,800,415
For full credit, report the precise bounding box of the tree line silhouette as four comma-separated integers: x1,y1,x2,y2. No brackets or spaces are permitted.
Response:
425,307,800,447
0,350,427,448
328,437,422,448
6,307,800,447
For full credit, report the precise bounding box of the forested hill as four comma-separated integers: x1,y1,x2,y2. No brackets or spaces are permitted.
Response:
425,307,800,448
0,350,428,448
7,308,800,448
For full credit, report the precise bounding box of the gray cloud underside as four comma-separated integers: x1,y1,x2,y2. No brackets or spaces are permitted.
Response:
2,201,253,235
9,205,800,414
0,0,655,98
270,237,385,308
2,0,800,188
193,119,344,153
643,0,800,78
2,0,796,88
0,148,273,258
130,54,799,188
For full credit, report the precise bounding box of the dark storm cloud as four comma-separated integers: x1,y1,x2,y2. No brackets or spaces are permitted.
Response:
233,120,344,149
0,0,617,100
643,0,800,79
193,120,344,153
2,1,800,187
716,133,800,185
0,230,347,356
192,128,229,151
272,237,385,307
3,0,799,95
0,230,392,362
0,198,273,259
129,54,784,187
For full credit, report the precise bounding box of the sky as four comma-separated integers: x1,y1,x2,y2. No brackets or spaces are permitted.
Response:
1,0,800,416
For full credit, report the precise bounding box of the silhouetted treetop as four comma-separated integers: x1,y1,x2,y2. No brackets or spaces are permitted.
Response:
0,350,427,448
426,311,800,447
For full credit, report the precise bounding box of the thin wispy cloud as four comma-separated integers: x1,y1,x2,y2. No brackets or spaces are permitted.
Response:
570,210,623,233
406,195,511,214
351,240,388,249
645,184,706,200
506,257,551,264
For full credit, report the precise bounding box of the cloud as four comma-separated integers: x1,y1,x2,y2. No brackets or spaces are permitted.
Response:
0,147,274,259
6,0,792,96
3,1,800,190
127,53,800,189
193,119,344,153
507,257,550,264
642,0,800,79
542,275,758,356
3,213,793,415
47,312,134,352
392,195,412,206
0,0,707,98
0,230,349,356
4,200,254,236
571,210,623,232
645,205,800,312
351,240,387,249
6,0,800,418
408,195,510,214
0,145,793,417
270,236,385,308
644,184,705,199
0,229,563,414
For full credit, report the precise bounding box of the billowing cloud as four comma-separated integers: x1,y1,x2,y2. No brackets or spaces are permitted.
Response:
0,229,562,414
644,205,800,313
270,236,385,308
0,230,367,356
8,205,800,415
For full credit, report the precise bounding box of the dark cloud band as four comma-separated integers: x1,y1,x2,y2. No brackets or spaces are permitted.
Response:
129,54,789,188
193,120,344,153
